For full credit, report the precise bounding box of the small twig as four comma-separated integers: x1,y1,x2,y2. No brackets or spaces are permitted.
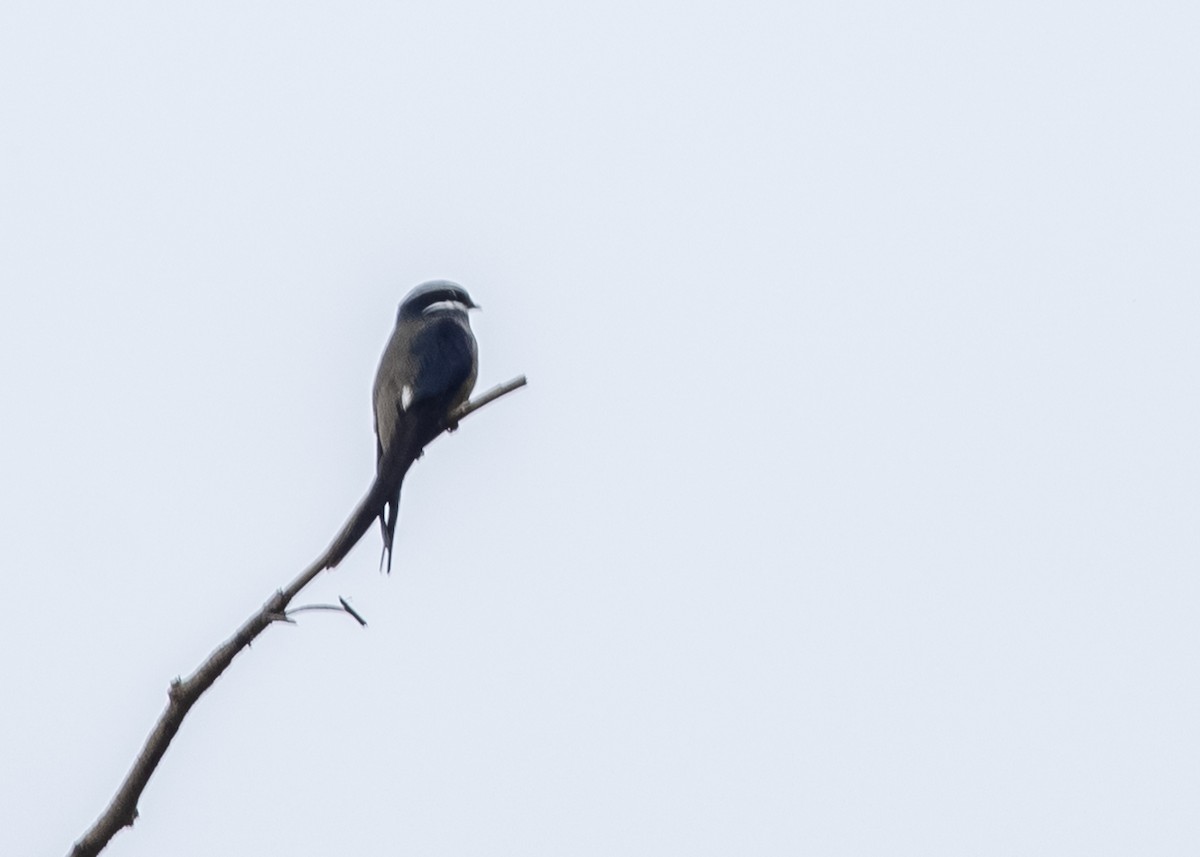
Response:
339,597,369,627
284,604,347,616
285,602,369,628
68,374,526,857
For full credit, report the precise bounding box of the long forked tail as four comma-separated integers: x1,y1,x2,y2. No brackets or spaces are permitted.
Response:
371,398,457,573
316,403,440,572
379,485,402,574
314,441,417,571
313,471,391,571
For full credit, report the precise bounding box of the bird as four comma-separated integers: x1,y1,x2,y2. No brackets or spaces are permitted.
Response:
372,280,479,571
318,280,479,572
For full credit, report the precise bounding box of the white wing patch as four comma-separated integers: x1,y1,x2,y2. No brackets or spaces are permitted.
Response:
401,384,414,411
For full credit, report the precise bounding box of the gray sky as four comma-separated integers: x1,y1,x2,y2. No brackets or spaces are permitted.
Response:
3,1,1199,855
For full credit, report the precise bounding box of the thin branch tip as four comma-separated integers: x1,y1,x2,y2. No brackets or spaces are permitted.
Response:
452,374,528,422
338,597,369,627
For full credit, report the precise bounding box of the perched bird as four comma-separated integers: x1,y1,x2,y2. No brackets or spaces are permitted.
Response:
319,281,479,571
372,280,479,571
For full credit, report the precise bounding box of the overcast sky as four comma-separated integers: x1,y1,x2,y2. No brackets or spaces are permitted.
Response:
3,1,1199,855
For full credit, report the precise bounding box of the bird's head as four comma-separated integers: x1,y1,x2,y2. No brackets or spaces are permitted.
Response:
397,280,479,321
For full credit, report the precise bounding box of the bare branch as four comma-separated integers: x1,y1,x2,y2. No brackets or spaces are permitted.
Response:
451,375,527,422
68,375,526,857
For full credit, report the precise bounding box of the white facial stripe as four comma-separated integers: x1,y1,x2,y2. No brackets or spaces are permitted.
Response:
422,299,469,314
